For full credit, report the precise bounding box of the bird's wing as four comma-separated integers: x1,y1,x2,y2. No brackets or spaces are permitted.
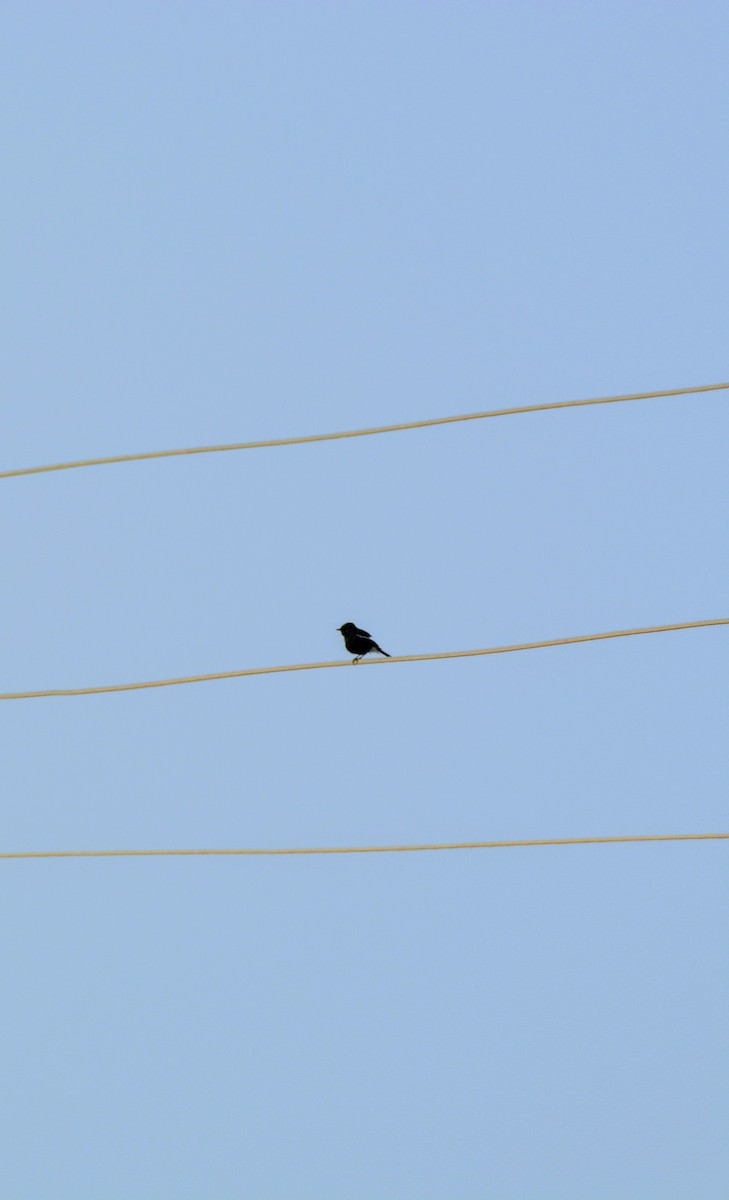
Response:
356,627,371,638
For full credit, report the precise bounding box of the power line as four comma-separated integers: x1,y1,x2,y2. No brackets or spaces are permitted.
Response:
2,618,725,700
1,381,726,481
1,832,727,861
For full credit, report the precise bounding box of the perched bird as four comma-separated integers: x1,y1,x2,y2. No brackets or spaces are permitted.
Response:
337,622,391,663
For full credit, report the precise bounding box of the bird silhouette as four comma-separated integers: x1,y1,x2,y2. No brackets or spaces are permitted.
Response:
337,622,391,663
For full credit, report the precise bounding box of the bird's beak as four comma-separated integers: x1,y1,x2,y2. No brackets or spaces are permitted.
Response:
336,626,342,631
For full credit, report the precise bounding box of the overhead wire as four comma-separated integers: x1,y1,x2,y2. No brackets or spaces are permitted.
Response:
1,618,725,700
1,832,727,861
1,380,726,481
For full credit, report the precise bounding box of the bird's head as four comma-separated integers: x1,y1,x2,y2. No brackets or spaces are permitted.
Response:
338,623,355,634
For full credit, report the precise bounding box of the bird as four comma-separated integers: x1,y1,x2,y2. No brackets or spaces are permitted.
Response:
337,622,391,663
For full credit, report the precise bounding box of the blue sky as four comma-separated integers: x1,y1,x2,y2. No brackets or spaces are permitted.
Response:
2,3,728,1197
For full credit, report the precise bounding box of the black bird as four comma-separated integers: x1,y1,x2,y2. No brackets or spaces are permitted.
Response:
337,622,391,663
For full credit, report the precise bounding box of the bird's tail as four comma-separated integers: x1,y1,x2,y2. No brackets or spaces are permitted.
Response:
374,644,390,657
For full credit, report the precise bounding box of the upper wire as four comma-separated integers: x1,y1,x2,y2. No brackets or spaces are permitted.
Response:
1,381,726,481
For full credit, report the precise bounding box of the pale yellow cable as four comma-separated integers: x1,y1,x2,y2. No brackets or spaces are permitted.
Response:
1,381,726,480
1,618,725,700
0,832,727,860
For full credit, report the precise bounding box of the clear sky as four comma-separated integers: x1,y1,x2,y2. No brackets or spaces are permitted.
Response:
2,3,728,1197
